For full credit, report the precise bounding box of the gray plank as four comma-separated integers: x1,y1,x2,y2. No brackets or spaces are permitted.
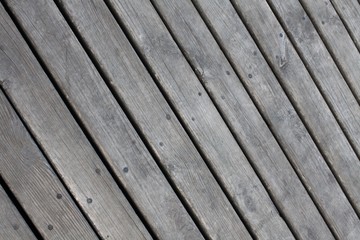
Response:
3,0,202,239
0,185,36,240
0,4,151,240
53,0,252,239
267,0,360,208
192,0,360,238
105,0,295,239
228,0,360,237
0,91,97,239
330,0,360,51
299,0,360,103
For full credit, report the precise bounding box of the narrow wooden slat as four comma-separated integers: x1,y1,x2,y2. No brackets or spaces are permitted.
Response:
0,4,151,239
330,0,360,51
0,185,36,240
52,0,252,239
104,0,294,239
299,0,360,103
229,0,360,237
0,91,97,239
3,1,202,239
267,0,360,209
192,0,360,238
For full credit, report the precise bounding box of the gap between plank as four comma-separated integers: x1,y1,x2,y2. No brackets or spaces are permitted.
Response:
147,0,299,239
0,169,43,240
192,0,338,238
227,0,343,238
298,0,360,106
266,0,360,219
53,1,208,239
1,2,147,239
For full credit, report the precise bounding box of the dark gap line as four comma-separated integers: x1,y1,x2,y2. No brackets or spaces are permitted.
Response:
329,1,360,54
2,1,145,239
148,0,298,239
55,0,206,239
297,0,360,106
104,0,257,239
0,79,101,239
228,0,342,238
0,169,43,239
192,0,338,238
266,0,360,218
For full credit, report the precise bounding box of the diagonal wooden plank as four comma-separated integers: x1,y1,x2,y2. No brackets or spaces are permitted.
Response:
51,0,252,239
0,184,36,240
299,0,360,103
228,1,360,234
191,0,360,238
3,0,203,239
103,0,295,239
0,3,151,240
265,0,360,210
0,91,97,239
330,0,360,51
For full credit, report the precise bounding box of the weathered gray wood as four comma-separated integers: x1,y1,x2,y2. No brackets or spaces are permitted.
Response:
0,4,151,239
330,0,360,51
3,0,202,239
0,91,97,239
0,185,36,240
52,0,252,239
299,0,360,104
104,0,294,239
268,0,360,183
228,0,360,232
192,0,360,238
266,0,360,209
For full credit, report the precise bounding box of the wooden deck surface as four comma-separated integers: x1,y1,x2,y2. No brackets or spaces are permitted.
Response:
0,0,359,239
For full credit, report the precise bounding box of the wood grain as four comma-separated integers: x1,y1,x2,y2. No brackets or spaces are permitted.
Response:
0,90,98,239
329,0,360,53
0,3,151,239
299,0,360,104
3,0,203,239
53,0,252,238
267,0,360,212
115,0,295,239
0,184,36,240
192,0,360,238
228,0,360,238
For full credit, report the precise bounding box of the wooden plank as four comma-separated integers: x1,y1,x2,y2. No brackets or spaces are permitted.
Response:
3,1,202,239
0,185,36,240
0,91,97,239
266,0,360,207
5,1,248,238
51,0,252,239
227,0,360,237
103,0,295,239
0,4,151,240
229,0,360,225
330,0,360,51
299,0,360,103
191,0,360,238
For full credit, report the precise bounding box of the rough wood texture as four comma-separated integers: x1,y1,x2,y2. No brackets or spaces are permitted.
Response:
55,0,251,239
98,0,294,239
192,0,360,239
299,0,360,104
0,185,36,240
228,0,360,238
4,0,202,239
329,0,360,54
0,3,151,239
266,0,360,212
0,91,97,239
